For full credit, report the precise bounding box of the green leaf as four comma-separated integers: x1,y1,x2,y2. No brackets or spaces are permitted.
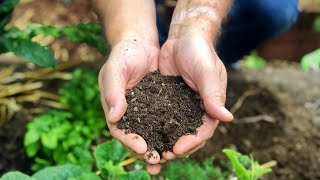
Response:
223,149,250,180
4,24,62,39
314,16,320,32
244,51,267,70
223,149,272,180
0,0,19,14
159,158,227,180
71,173,101,180
41,132,58,149
301,48,320,71
62,23,108,55
118,170,150,180
0,37,56,67
72,147,94,172
93,140,130,172
0,14,11,32
104,161,127,178
32,165,83,180
0,0,20,30
0,171,35,180
24,130,40,146
25,142,40,157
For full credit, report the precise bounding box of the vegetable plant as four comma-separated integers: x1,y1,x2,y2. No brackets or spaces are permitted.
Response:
24,69,109,171
1,140,150,180
243,51,267,70
0,0,108,67
223,149,273,180
300,16,320,72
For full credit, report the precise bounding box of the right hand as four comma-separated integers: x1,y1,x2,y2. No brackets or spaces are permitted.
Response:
98,38,161,174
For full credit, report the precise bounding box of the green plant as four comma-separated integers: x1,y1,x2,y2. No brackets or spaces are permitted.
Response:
0,0,108,67
24,69,109,171
158,158,230,180
301,16,320,72
243,51,267,70
1,140,150,180
301,49,320,71
314,16,320,32
223,149,273,180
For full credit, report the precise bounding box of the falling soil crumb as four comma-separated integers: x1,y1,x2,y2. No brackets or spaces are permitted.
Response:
117,71,204,154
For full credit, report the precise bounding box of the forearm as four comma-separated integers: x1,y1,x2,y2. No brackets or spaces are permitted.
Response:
92,0,158,47
168,0,232,41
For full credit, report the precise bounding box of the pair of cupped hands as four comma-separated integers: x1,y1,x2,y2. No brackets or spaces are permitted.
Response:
98,33,234,175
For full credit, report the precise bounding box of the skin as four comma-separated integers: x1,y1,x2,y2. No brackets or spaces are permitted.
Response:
92,0,233,175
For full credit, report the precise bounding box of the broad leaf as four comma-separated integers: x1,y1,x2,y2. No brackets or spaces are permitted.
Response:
93,140,130,171
118,170,150,180
41,132,58,149
1,37,56,67
62,23,108,55
104,161,127,178
25,142,40,157
71,173,101,180
32,165,83,180
24,130,40,146
0,171,35,180
301,48,320,71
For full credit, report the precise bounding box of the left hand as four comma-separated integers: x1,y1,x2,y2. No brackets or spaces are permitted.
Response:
158,34,234,160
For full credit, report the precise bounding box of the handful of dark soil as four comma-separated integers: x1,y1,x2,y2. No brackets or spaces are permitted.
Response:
117,72,204,153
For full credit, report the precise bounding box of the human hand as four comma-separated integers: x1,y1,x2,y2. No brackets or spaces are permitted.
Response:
158,34,234,160
98,38,162,174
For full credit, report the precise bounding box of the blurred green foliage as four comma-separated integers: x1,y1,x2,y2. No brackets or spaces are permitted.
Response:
243,51,267,70
0,0,108,67
24,69,109,171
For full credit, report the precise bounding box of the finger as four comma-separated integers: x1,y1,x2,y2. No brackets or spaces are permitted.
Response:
125,146,145,160
159,41,179,76
99,62,127,124
173,114,219,155
144,150,161,165
197,63,233,122
162,151,176,161
107,122,148,154
146,164,161,175
159,158,167,164
179,142,206,158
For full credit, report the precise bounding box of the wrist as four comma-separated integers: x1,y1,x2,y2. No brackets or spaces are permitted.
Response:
168,0,231,42
108,29,159,49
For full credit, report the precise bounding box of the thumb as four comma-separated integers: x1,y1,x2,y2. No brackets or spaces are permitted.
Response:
99,63,127,124
197,66,233,122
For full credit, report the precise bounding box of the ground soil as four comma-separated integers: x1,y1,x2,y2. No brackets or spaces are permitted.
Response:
117,72,203,153
193,64,320,180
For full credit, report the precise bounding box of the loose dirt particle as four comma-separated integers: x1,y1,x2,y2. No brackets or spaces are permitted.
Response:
117,72,204,153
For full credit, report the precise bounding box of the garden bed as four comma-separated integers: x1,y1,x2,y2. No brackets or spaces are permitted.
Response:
1,62,319,179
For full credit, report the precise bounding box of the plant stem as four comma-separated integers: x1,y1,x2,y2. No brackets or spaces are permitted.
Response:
261,160,277,169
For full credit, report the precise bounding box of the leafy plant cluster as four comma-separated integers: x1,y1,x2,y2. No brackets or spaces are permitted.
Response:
0,0,108,67
24,69,109,171
243,51,267,70
2,140,150,180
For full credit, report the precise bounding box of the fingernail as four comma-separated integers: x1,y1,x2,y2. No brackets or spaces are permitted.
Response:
109,107,115,116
